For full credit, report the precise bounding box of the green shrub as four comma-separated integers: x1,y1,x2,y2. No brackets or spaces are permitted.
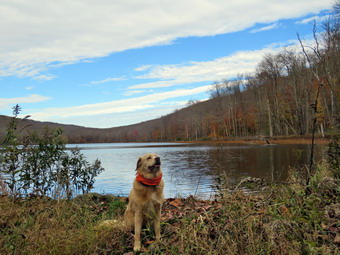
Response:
0,105,104,199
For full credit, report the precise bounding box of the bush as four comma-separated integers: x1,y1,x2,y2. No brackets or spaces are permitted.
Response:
0,105,104,199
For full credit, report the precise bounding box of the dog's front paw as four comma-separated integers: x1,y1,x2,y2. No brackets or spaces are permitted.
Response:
133,241,141,252
155,232,161,240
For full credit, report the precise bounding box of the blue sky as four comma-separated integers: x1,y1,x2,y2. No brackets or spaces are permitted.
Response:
0,0,333,128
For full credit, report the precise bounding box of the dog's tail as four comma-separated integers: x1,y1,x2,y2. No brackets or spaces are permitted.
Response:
96,219,128,231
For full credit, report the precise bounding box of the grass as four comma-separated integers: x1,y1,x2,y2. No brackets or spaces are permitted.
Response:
0,161,339,255
0,194,131,254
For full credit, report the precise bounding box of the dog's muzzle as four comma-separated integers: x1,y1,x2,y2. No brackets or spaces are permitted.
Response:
148,157,161,171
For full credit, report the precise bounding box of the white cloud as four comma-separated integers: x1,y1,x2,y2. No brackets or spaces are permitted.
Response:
134,65,153,72
52,103,187,128
129,41,303,90
0,94,51,110
90,77,126,85
250,23,279,33
32,74,57,81
159,100,188,107
296,15,327,24
0,0,331,79
123,90,146,96
28,86,211,120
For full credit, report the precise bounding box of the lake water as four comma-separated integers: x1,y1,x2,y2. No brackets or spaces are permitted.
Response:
67,143,325,198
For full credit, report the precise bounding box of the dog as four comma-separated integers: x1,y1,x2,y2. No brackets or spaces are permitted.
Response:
124,153,164,252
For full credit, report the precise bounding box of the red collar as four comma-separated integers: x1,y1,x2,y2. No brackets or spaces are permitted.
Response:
136,173,162,186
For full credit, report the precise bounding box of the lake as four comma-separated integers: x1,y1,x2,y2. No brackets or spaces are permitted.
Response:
67,142,325,198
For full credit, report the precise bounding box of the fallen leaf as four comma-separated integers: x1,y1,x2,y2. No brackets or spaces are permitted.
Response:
145,240,155,245
279,205,290,215
321,223,328,230
334,233,340,244
169,199,183,208
203,205,212,210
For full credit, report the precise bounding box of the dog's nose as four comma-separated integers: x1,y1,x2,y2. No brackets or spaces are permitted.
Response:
155,157,161,165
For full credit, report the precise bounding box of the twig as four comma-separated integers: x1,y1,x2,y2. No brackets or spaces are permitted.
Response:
297,33,323,184
194,171,203,197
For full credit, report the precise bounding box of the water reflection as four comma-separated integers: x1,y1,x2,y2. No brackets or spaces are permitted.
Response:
70,143,324,198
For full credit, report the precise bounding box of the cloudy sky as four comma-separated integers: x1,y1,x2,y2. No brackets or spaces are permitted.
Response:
0,0,333,128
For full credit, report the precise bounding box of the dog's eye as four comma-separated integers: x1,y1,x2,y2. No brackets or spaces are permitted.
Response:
147,156,152,160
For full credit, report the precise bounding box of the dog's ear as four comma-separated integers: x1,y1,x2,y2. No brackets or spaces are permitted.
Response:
136,157,142,171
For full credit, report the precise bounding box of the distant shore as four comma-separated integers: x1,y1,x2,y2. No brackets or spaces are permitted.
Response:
175,136,330,145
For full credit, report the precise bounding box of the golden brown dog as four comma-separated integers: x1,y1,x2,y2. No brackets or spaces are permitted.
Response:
124,153,164,252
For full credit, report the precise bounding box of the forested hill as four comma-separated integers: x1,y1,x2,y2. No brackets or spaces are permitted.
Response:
0,114,164,143
0,97,223,143
1,9,339,143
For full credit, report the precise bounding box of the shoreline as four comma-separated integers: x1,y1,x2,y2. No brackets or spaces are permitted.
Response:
175,136,330,145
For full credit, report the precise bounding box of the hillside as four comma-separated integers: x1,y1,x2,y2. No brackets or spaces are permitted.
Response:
0,96,220,143
0,94,224,143
0,114,158,144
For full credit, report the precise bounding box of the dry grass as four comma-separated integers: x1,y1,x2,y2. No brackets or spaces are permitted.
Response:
0,195,131,255
0,162,339,254
155,161,339,254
